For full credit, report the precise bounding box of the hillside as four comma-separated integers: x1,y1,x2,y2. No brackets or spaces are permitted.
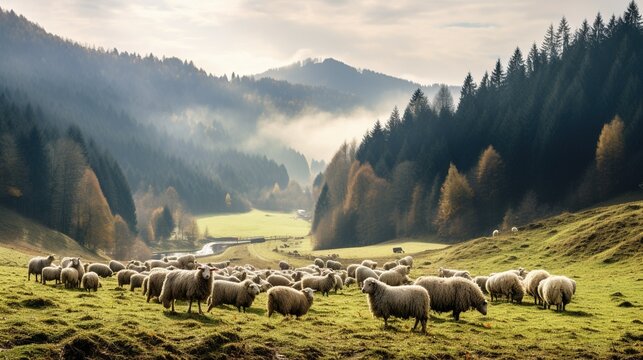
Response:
0,200,641,359
0,206,106,262
257,57,460,109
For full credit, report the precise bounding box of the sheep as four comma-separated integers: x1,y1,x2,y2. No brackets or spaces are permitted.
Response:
361,260,377,269
492,229,499,237
347,264,359,278
510,267,528,279
146,269,170,302
301,273,336,296
278,260,290,270
292,271,310,282
314,258,325,268
345,277,357,287
163,256,178,261
41,266,62,285
397,256,413,268
523,269,550,304
127,263,147,273
333,274,344,293
207,279,260,313
267,286,315,318
66,257,85,285
361,278,429,333
109,260,126,273
176,254,197,270
117,269,138,287
145,260,171,270
472,276,490,295
356,265,379,288
267,274,294,287
486,271,524,303
159,265,213,314
383,261,398,270
378,266,412,286
511,226,518,233
325,259,342,270
60,267,79,289
61,257,74,268
81,272,100,292
130,273,147,292
538,275,575,311
414,276,487,321
28,255,55,282
259,279,273,292
209,261,230,269
438,267,471,279
87,263,113,278
292,281,302,290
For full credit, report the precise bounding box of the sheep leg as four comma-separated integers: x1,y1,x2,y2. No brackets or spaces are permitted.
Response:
413,318,419,331
421,318,427,333
171,300,176,313
383,317,389,329
453,311,460,321
197,300,203,314
187,299,193,313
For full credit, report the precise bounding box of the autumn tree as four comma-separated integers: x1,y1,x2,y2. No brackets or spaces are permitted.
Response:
435,164,476,238
49,139,87,234
475,145,506,229
113,215,135,260
595,116,625,199
71,168,114,251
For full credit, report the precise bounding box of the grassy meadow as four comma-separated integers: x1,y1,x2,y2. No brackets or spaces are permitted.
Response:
0,202,642,359
196,209,311,238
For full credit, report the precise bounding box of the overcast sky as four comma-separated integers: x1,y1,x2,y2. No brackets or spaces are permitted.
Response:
0,0,633,85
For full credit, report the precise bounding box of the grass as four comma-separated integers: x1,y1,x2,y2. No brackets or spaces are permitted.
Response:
0,201,642,359
196,209,311,238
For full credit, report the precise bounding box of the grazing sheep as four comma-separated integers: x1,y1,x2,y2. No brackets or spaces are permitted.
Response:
292,271,310,282
356,265,379,288
492,229,499,237
117,270,138,287
66,258,85,285
207,279,260,313
109,260,126,273
378,266,411,287
28,255,55,282
347,264,359,278
163,256,178,261
472,276,490,295
145,260,171,270
259,279,273,292
361,260,378,269
486,271,524,303
383,261,398,270
41,266,62,285
509,267,528,279
361,278,429,332
213,274,241,283
538,275,575,311
267,286,315,318
87,263,113,278
414,276,488,321
159,266,213,314
267,274,294,287
302,273,336,296
345,277,357,287
81,272,100,292
325,260,342,270
523,269,550,304
146,269,170,302
333,274,344,293
209,261,230,270
314,258,325,268
438,267,471,279
176,254,197,270
60,267,79,289
127,263,147,272
511,226,518,233
130,273,147,291
397,256,413,268
278,260,290,270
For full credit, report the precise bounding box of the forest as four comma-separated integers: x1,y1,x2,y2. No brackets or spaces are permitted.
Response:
313,2,643,249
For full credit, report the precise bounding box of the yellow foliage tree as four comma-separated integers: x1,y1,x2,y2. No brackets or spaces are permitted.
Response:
595,116,625,199
435,163,476,238
71,168,114,251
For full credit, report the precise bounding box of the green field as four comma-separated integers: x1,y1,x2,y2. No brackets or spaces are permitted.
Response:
197,209,311,238
0,202,641,358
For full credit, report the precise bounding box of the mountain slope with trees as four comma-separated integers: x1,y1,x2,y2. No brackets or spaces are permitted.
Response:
313,2,643,249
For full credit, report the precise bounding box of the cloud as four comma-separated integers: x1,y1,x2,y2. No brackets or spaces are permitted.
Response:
443,22,496,29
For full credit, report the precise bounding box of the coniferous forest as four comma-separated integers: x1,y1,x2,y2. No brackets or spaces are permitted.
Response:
313,3,643,249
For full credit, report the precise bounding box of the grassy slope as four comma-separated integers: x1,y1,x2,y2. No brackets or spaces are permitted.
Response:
197,209,311,238
0,202,641,359
0,206,106,262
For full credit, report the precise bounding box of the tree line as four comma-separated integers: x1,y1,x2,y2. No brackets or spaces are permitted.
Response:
313,2,643,249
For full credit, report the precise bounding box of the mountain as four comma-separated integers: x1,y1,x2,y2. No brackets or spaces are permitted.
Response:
0,8,361,211
312,5,643,249
257,57,460,109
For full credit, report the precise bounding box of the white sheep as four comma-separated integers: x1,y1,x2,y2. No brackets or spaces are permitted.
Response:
414,276,487,321
159,265,213,314
81,272,100,292
41,266,62,285
28,255,55,282
267,274,293,287
397,256,413,268
486,271,524,303
538,275,575,311
60,267,79,289
361,260,378,269
472,276,490,294
492,229,499,237
523,269,550,304
325,260,342,270
511,226,518,233
117,269,138,287
267,286,315,318
301,273,336,296
355,265,379,288
314,258,325,268
146,269,170,303
87,263,113,278
109,260,126,273
361,278,429,333
207,279,260,313
378,265,411,286
130,273,147,292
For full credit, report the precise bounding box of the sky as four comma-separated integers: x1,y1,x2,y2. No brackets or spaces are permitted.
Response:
0,0,633,85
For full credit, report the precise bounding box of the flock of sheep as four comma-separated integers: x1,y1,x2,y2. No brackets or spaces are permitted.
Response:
27,252,577,333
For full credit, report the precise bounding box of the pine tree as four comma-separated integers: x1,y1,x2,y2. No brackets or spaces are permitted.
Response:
490,59,504,88
542,23,561,61
557,17,572,53
591,13,606,44
624,0,642,28
576,19,591,45
506,47,526,84
526,43,541,75
606,14,618,36
459,73,477,101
